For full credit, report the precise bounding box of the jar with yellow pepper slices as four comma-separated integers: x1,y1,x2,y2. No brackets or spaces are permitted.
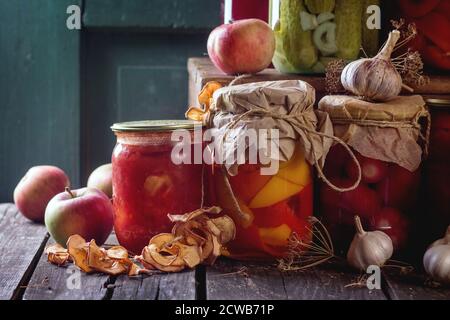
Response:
206,147,313,259
187,79,338,260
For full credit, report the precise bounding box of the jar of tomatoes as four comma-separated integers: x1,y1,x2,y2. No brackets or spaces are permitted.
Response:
424,98,450,241
188,80,333,260
111,120,203,254
318,95,430,256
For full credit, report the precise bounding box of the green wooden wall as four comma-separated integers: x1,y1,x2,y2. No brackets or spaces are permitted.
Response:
0,0,221,201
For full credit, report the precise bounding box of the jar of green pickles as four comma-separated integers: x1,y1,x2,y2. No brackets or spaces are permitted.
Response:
269,0,380,73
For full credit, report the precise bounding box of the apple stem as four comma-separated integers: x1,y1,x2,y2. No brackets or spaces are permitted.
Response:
354,215,366,235
65,187,75,199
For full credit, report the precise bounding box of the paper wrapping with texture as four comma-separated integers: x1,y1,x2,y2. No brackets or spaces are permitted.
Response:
208,80,334,175
318,95,429,171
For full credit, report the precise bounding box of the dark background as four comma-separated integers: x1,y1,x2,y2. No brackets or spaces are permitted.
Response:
0,0,221,201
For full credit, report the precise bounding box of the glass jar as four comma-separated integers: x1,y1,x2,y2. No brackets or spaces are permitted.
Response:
111,120,203,254
320,145,420,254
424,99,450,239
394,1,450,71
270,0,380,74
318,95,429,257
221,0,270,23
207,146,313,260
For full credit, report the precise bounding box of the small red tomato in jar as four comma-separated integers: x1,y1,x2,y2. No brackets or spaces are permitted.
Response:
345,154,389,184
341,183,382,218
370,207,409,250
376,165,421,211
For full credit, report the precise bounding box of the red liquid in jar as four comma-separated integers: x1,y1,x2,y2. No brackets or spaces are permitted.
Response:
221,0,269,23
112,132,203,254
319,145,420,255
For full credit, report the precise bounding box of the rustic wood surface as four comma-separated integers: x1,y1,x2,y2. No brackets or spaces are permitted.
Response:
2,203,450,300
206,259,387,300
188,57,450,107
0,204,48,300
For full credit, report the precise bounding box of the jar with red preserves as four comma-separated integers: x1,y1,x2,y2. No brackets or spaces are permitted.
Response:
318,95,430,257
111,120,203,254
424,98,450,240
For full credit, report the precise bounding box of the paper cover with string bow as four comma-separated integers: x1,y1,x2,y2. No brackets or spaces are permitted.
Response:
186,80,363,193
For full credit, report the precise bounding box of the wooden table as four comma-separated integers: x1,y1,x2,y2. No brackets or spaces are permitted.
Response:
1,203,450,300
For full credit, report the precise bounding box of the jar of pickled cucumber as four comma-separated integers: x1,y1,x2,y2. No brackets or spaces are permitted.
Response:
269,0,380,73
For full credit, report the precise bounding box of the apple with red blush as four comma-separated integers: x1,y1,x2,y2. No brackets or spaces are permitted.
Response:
370,207,409,250
14,166,70,222
87,163,113,198
45,187,114,247
207,19,275,75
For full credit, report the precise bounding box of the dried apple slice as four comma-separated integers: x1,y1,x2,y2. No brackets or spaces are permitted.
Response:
204,235,221,265
45,243,70,266
67,235,93,273
210,215,236,244
87,240,128,276
141,245,184,272
178,244,202,268
168,206,222,223
106,246,129,260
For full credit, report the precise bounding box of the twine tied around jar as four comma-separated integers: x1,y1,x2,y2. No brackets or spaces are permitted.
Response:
187,79,363,194
329,109,431,157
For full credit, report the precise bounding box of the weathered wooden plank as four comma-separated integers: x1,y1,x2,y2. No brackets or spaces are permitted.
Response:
281,262,387,300
83,0,221,29
0,204,49,300
187,57,327,107
188,57,450,108
22,235,118,300
0,0,81,202
206,259,387,300
206,259,288,300
110,270,197,300
383,270,450,300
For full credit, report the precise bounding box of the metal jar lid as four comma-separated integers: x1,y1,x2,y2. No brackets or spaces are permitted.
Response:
426,98,450,108
111,120,202,132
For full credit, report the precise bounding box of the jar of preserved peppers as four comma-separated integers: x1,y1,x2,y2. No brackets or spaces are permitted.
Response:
424,98,450,240
187,80,336,260
111,120,203,254
270,0,380,74
318,95,430,256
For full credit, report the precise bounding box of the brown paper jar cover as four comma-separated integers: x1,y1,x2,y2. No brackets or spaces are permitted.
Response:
318,95,429,171
209,80,334,174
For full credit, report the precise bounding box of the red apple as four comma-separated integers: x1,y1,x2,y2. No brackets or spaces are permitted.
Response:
14,166,70,222
345,154,388,184
370,207,409,250
207,19,275,75
87,163,113,198
45,187,114,246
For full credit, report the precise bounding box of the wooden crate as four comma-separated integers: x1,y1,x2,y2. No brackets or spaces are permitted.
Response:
188,57,450,106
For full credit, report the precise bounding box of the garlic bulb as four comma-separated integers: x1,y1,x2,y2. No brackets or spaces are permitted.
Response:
347,216,393,271
341,30,403,102
423,226,450,284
